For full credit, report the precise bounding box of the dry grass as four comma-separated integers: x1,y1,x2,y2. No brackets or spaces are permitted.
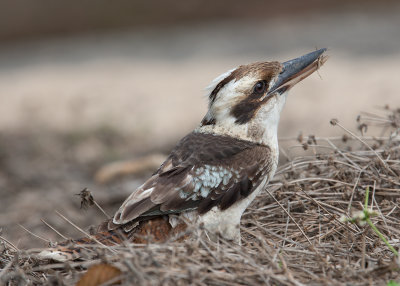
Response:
1,107,399,285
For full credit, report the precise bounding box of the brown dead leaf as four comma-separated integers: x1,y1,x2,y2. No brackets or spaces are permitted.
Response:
94,154,165,183
76,264,122,286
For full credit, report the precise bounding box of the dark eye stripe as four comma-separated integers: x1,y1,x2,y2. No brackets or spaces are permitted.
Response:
230,80,274,124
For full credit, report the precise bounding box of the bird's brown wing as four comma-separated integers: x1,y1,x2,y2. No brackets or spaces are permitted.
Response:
109,132,272,230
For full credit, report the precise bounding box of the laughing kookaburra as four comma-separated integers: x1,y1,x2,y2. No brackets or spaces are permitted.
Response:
39,49,327,261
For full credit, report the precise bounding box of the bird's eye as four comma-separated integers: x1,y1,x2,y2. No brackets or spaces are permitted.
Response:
253,81,266,94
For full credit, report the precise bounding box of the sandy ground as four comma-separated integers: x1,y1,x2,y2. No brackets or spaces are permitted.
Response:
1,8,400,139
0,8,400,248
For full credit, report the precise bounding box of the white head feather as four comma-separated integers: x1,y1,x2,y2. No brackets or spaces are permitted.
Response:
204,68,236,96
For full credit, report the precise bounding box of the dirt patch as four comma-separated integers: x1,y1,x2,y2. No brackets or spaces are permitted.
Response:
0,126,173,249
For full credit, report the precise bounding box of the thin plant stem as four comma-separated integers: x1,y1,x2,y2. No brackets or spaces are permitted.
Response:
363,186,399,257
366,219,399,257
364,186,369,209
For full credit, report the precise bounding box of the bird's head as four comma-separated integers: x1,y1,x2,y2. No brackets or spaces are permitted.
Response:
199,48,327,144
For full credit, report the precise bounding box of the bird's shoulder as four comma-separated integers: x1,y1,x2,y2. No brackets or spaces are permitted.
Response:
157,131,270,174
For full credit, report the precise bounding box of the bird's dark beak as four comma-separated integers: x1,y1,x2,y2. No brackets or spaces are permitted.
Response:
268,48,327,95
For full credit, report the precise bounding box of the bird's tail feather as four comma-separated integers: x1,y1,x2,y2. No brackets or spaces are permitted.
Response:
38,217,187,261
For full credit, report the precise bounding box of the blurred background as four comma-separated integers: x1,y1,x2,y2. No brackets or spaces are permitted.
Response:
0,0,399,248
